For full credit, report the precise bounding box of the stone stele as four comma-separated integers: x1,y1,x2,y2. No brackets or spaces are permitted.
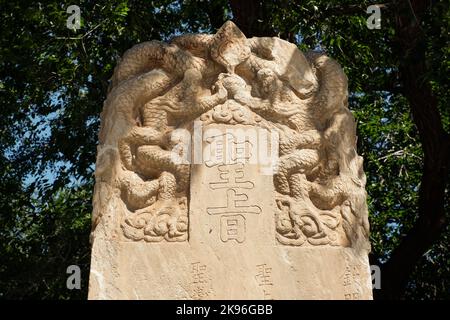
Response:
88,21,373,300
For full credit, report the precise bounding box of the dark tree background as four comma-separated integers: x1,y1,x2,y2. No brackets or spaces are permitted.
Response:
0,0,448,299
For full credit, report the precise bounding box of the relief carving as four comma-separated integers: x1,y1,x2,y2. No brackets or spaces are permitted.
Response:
93,21,369,250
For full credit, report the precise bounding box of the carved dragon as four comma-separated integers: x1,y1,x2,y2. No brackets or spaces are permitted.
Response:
92,21,369,250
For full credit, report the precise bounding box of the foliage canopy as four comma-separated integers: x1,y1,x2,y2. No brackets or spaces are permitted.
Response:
0,0,448,299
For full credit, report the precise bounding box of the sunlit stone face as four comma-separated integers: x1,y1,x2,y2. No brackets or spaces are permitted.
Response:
89,21,372,300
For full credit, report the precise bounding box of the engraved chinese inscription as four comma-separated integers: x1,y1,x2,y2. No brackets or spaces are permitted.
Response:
205,132,261,243
190,262,213,299
342,257,363,300
255,264,274,300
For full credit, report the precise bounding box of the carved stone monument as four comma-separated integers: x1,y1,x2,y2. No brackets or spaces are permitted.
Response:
88,21,373,299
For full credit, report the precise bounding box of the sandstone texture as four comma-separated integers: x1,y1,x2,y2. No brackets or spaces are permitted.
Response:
89,21,372,300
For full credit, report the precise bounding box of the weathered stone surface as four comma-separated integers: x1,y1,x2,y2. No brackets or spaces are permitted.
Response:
89,21,372,300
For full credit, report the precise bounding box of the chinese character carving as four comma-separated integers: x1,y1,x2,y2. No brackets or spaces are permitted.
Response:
191,262,212,299
204,132,253,167
209,163,254,190
220,215,246,243
93,20,369,252
207,188,261,216
255,264,274,299
204,133,260,244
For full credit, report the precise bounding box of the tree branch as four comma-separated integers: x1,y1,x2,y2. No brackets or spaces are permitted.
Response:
377,0,450,299
228,0,448,299
228,0,276,37
204,0,228,31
